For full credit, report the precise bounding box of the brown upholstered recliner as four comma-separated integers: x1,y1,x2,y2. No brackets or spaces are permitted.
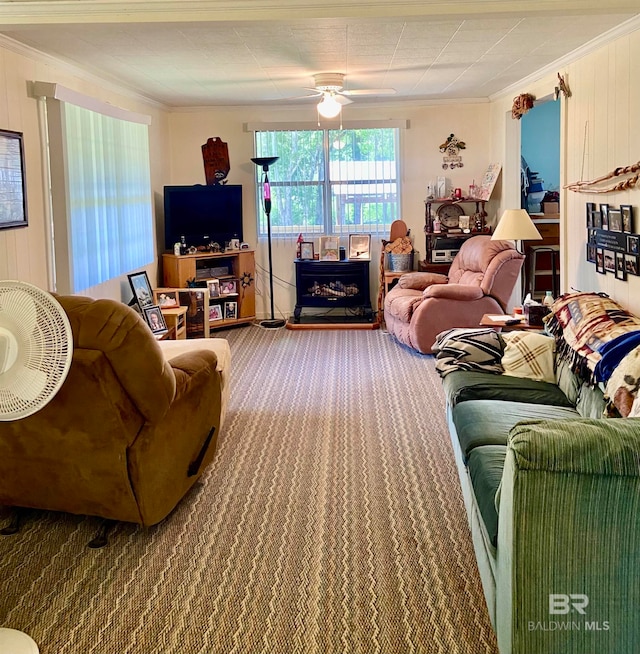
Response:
0,294,227,527
384,235,524,354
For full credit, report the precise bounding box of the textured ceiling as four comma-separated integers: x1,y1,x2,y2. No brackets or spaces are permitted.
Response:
0,1,638,107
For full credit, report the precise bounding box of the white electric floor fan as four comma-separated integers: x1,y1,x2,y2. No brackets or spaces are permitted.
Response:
0,281,74,654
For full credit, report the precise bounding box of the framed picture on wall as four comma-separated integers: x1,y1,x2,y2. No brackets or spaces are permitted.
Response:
596,248,605,274
603,249,616,273
0,130,28,230
586,202,596,228
624,254,639,276
586,243,596,263
627,235,639,255
600,204,610,230
615,251,627,281
592,211,603,229
621,205,634,233
609,209,623,233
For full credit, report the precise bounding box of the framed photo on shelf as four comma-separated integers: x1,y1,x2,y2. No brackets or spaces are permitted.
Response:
220,279,237,295
621,205,634,233
153,288,180,308
143,305,168,335
128,271,154,309
348,234,371,260
596,248,605,274
300,241,315,260
624,253,639,276
207,279,220,298
319,236,340,261
225,301,238,320
608,209,623,233
627,235,639,255
209,303,223,321
604,249,616,273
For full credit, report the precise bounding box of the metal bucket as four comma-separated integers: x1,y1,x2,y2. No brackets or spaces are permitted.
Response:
387,253,412,272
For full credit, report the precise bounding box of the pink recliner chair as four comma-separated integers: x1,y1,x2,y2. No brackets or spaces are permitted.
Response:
384,235,524,354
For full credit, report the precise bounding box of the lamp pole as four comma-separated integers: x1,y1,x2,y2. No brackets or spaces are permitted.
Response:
251,157,285,329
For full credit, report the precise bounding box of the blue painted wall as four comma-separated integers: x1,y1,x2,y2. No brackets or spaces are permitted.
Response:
521,100,560,192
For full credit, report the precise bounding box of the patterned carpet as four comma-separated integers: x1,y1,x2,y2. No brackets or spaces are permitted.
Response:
0,326,498,654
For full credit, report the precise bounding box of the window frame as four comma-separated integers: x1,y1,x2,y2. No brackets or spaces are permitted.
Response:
253,125,402,238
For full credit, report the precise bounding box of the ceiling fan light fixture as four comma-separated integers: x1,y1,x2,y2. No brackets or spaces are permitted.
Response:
317,92,342,119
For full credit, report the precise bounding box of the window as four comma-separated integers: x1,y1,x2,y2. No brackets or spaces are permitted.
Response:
254,127,400,238
33,83,154,294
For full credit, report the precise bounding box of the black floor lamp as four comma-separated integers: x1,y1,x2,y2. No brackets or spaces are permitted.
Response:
251,156,286,328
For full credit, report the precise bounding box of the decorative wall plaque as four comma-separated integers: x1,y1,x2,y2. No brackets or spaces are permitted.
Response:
201,137,230,185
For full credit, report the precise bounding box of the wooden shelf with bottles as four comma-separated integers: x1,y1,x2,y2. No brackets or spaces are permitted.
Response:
162,249,255,332
421,198,490,273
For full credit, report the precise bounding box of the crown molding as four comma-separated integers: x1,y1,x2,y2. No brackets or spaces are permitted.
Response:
489,14,640,102
0,33,167,111
0,0,638,24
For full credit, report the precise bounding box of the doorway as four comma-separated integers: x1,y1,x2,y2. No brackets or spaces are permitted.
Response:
520,98,561,301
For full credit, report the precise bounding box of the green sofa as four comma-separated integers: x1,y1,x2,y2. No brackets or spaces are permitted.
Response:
439,323,640,654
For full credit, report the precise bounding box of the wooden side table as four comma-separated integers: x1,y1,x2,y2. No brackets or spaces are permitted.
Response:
480,314,544,331
161,306,188,340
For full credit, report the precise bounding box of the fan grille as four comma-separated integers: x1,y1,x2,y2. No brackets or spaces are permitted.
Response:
0,281,73,421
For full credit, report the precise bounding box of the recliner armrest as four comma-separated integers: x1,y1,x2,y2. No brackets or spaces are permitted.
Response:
423,283,484,300
397,272,448,291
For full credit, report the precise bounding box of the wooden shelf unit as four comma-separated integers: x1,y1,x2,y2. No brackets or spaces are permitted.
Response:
162,250,256,333
422,198,489,273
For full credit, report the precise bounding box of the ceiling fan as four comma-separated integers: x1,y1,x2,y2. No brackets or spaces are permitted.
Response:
303,73,396,118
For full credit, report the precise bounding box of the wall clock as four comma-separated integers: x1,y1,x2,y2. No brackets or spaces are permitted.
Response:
436,202,465,228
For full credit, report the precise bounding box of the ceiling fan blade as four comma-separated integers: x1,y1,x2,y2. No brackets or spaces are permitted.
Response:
341,88,396,96
335,95,353,106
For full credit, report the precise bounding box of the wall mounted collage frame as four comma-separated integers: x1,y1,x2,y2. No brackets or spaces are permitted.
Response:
587,203,638,279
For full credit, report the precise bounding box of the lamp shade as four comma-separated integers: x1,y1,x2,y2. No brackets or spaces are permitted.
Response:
317,93,341,119
492,209,543,241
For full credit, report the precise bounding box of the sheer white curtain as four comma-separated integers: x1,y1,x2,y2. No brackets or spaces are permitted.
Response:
63,104,153,292
34,82,154,294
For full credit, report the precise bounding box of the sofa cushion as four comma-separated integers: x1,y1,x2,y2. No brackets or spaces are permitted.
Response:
576,383,606,419
555,356,582,405
452,399,581,460
432,327,505,377
442,370,574,408
501,331,556,383
467,445,507,548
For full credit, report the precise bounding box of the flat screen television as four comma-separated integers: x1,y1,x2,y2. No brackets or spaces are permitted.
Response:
163,184,243,250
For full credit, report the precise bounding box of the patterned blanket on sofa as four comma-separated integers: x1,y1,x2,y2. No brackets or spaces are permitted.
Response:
545,292,640,382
